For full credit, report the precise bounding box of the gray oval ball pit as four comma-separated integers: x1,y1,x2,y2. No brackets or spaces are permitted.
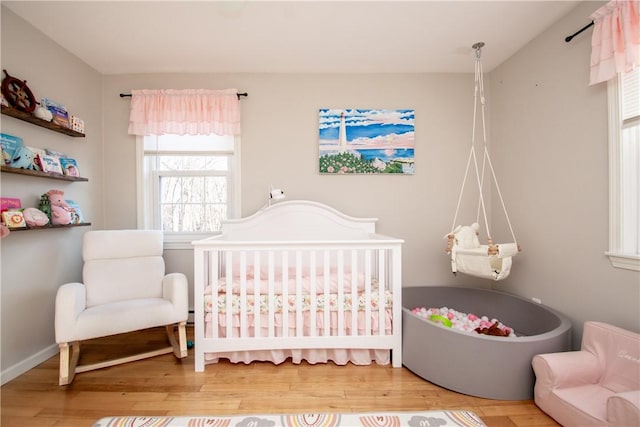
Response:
402,286,572,400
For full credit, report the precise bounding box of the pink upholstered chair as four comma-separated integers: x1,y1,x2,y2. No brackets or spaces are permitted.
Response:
532,321,640,427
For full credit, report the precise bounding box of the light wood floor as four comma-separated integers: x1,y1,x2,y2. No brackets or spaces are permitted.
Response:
1,326,559,427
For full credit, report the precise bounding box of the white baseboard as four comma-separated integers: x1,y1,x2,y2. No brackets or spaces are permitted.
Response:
1,343,58,386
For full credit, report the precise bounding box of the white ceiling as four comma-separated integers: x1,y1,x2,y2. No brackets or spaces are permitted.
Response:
4,1,581,75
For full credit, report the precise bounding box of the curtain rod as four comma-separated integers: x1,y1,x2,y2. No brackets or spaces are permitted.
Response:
120,92,248,100
565,21,594,42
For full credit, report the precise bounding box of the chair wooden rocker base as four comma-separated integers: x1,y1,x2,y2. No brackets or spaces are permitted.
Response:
58,321,187,386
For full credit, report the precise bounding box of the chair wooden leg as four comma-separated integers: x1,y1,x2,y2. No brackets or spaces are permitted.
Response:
59,325,186,385
166,322,188,358
59,342,80,386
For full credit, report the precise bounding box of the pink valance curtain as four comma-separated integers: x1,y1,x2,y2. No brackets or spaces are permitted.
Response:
589,0,640,85
128,89,241,136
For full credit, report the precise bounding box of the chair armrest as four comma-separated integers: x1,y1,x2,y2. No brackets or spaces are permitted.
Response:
608,390,640,427
162,272,188,319
54,282,86,344
532,351,602,390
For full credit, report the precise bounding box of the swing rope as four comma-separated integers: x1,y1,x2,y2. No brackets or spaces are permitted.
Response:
450,42,518,249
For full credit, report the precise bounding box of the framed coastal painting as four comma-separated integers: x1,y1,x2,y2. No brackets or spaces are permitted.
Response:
318,108,415,174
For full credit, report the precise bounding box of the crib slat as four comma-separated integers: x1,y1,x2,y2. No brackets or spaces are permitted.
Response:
337,250,344,336
267,251,275,338
295,250,303,337
323,250,330,337
225,251,233,340
378,249,385,337
282,252,289,338
364,250,372,336
239,251,248,338
253,251,261,338
309,250,317,338
351,250,358,337
210,250,218,339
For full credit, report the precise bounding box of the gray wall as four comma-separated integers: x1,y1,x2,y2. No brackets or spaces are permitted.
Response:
490,1,639,339
0,7,104,382
2,1,638,384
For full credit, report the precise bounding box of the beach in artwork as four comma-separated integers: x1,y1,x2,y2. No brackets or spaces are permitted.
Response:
319,108,415,174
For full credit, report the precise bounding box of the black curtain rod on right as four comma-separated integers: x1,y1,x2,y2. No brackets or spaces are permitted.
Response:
565,21,594,42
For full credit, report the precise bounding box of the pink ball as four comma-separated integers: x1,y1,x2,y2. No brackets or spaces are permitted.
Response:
447,312,455,320
468,314,478,321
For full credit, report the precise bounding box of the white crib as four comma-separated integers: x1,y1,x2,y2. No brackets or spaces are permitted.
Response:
192,200,403,372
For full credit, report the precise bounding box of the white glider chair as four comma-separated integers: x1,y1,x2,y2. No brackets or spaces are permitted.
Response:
55,230,188,385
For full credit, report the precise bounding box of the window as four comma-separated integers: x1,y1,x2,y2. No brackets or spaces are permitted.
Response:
137,133,240,248
607,67,640,271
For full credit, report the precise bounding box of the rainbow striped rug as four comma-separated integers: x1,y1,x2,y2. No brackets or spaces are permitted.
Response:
93,410,486,427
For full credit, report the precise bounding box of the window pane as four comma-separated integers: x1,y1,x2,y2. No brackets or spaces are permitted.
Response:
159,176,228,232
621,123,639,255
145,134,234,151
622,68,639,121
157,155,228,171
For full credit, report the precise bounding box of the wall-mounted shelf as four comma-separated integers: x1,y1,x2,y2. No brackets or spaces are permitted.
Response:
1,105,85,137
1,165,88,181
8,222,91,232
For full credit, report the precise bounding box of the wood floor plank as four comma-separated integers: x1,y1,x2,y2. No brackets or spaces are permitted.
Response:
0,326,560,427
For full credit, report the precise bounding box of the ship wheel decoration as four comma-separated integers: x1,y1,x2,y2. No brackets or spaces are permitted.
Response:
2,69,36,113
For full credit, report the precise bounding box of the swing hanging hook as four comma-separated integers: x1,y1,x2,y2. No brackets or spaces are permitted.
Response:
472,42,485,59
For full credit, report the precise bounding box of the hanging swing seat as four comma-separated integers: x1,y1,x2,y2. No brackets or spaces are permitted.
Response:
444,42,521,281
445,223,519,281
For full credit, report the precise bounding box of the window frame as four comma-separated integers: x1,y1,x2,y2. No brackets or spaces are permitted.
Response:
136,134,241,249
606,71,640,271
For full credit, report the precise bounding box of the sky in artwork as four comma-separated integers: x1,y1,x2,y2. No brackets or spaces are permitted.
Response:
319,108,415,150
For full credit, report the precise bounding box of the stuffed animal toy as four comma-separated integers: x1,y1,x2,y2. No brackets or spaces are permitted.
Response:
453,222,481,249
23,207,50,227
46,189,71,225
9,146,36,170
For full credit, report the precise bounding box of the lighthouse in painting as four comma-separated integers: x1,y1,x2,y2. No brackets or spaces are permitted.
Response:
338,111,347,154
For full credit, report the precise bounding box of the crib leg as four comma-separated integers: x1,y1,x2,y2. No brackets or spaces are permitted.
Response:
392,347,402,368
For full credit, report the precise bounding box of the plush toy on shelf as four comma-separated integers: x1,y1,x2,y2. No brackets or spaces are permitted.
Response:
9,146,37,170
38,194,51,219
46,189,72,225
23,207,50,227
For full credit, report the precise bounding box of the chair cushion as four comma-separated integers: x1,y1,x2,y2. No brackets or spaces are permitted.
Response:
83,230,163,261
552,384,614,426
81,230,166,307
84,257,165,306
71,298,184,341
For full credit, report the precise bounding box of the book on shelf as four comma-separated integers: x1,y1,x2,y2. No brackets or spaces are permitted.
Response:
2,210,26,229
1,133,23,165
65,200,84,224
26,146,46,171
39,155,64,174
41,98,71,129
45,148,67,158
0,197,21,212
59,158,80,177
